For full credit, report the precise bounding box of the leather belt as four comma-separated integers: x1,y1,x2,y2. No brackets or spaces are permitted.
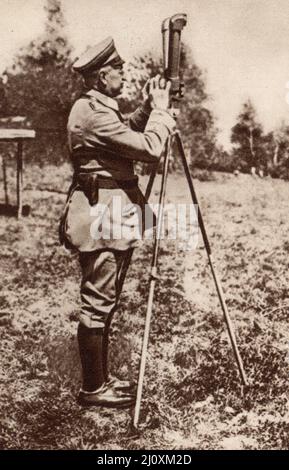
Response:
71,172,139,205
74,172,139,190
97,175,139,190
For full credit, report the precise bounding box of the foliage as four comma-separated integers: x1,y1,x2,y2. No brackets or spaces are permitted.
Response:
15,0,72,71
231,100,263,172
178,45,217,170
230,103,289,179
262,124,289,179
3,0,82,164
0,76,8,117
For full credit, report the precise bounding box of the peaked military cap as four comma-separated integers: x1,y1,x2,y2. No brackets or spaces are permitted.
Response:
73,37,124,74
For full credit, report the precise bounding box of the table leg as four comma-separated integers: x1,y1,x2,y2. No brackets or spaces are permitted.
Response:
2,155,9,205
16,141,23,219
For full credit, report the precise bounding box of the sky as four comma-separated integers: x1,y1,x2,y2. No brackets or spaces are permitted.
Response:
0,0,289,149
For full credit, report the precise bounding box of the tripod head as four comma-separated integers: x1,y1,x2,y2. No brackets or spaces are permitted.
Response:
162,13,187,103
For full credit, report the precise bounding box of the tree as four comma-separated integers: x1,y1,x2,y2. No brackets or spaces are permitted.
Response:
262,123,289,178
177,44,217,169
231,100,263,173
15,0,72,72
0,75,8,117
4,0,81,163
271,122,289,168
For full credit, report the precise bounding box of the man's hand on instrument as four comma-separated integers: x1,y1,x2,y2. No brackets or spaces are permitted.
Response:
141,78,150,101
148,75,171,111
141,78,152,114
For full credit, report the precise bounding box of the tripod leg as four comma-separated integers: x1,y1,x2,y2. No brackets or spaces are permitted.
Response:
144,163,158,201
133,137,171,429
174,131,248,387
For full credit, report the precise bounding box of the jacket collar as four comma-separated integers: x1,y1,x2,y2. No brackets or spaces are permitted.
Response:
86,89,119,112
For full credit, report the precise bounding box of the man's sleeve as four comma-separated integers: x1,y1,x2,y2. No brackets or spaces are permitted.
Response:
85,105,176,163
129,104,151,132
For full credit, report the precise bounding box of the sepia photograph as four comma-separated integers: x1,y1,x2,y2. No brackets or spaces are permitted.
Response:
0,0,288,451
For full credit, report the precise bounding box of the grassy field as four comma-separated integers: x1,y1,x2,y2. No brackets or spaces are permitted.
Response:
0,163,288,450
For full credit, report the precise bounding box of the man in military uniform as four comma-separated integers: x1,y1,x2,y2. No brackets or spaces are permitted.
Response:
60,37,175,407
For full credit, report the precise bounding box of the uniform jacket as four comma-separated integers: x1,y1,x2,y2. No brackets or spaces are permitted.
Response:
60,89,175,252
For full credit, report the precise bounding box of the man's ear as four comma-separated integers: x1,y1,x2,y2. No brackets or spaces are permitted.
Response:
98,70,107,86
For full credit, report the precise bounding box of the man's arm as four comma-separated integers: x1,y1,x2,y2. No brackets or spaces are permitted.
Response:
128,79,154,131
129,103,151,132
85,104,175,163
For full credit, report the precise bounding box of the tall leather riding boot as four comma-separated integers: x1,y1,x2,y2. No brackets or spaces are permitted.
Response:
102,312,113,382
102,312,135,393
77,323,135,408
77,323,105,392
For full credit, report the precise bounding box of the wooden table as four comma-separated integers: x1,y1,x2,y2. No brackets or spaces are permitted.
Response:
0,129,35,218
